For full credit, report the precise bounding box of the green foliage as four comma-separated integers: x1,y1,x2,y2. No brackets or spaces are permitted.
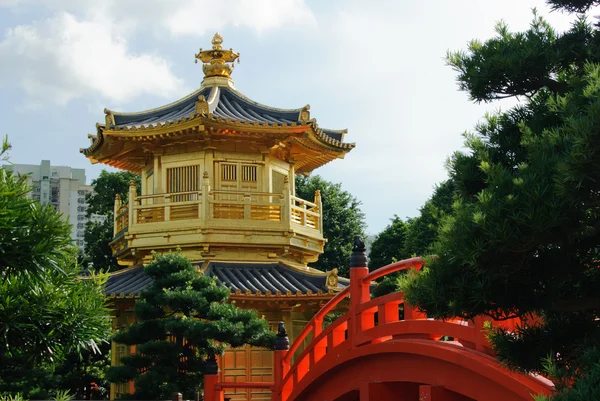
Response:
402,6,600,399
0,142,112,398
371,182,454,296
80,170,140,272
547,0,599,12
52,390,73,401
403,180,455,257
368,216,410,271
0,395,25,401
371,275,401,298
323,307,349,329
107,252,275,400
0,170,75,282
295,175,366,277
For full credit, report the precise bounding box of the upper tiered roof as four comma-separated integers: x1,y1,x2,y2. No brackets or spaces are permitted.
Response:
81,33,354,174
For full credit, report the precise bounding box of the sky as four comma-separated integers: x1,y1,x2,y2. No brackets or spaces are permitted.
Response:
0,0,589,234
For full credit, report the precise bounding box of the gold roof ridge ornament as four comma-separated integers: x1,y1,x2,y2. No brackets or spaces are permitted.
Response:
195,33,240,80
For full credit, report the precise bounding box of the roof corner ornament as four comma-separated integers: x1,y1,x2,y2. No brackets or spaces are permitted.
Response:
195,95,209,115
349,236,368,268
104,108,115,126
326,268,338,289
299,104,311,124
195,33,240,79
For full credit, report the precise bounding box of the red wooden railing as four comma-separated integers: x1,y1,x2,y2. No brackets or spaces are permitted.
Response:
203,245,553,401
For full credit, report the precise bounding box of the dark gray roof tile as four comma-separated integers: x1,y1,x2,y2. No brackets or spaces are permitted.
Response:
109,86,345,144
104,261,340,297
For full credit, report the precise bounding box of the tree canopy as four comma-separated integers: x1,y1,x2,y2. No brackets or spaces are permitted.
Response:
80,170,140,272
402,4,600,399
295,175,366,277
0,139,112,398
106,252,275,400
371,181,454,296
368,216,411,271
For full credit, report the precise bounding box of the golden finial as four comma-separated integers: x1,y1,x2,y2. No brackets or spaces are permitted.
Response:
194,33,240,78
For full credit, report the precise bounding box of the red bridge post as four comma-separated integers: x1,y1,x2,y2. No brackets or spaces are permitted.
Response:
349,237,371,345
273,322,290,401
203,354,224,401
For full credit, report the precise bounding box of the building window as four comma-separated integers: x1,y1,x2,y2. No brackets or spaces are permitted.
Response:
77,206,86,212
78,198,85,204
77,223,84,229
78,215,85,221
77,231,84,238
78,190,86,196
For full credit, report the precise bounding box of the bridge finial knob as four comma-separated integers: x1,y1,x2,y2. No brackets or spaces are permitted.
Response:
349,236,368,268
204,352,219,375
275,321,290,350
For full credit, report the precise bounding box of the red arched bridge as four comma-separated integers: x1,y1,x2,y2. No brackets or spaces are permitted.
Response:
204,244,554,401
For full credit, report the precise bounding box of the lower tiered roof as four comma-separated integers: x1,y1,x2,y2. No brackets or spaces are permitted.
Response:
104,262,346,299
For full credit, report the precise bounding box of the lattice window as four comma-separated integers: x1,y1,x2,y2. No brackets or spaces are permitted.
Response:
221,163,237,182
242,165,257,182
166,165,200,201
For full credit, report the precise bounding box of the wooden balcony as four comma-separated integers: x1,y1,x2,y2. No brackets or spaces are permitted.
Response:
111,175,324,262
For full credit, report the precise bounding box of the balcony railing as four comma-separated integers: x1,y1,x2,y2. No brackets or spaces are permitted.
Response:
113,174,323,240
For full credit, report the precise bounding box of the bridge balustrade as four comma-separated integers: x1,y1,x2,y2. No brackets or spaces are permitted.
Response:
203,241,552,401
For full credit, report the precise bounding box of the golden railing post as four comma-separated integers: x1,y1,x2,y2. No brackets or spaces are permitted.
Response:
282,176,291,230
114,194,121,237
164,194,170,221
201,171,210,221
128,180,137,227
314,189,323,233
243,193,251,220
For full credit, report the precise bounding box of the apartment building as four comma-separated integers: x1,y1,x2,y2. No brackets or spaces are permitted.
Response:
2,160,104,251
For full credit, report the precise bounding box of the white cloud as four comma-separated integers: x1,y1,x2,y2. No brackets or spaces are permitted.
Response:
1,0,316,36
0,0,315,106
0,12,184,105
162,0,315,36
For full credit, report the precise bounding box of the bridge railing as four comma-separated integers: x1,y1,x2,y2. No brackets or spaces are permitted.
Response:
202,240,536,401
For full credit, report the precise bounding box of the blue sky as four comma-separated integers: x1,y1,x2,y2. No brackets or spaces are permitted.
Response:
0,0,588,233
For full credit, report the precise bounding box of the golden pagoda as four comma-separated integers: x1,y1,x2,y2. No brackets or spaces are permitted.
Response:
81,33,354,401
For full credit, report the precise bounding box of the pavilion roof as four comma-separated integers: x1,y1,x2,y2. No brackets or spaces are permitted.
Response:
81,34,355,174
104,261,348,300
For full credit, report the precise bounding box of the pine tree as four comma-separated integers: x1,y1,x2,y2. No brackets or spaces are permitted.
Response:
106,252,275,400
402,3,600,399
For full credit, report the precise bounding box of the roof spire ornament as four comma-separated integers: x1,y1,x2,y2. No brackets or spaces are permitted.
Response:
195,33,240,79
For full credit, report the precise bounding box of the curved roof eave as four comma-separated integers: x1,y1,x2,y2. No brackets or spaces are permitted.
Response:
82,85,354,157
